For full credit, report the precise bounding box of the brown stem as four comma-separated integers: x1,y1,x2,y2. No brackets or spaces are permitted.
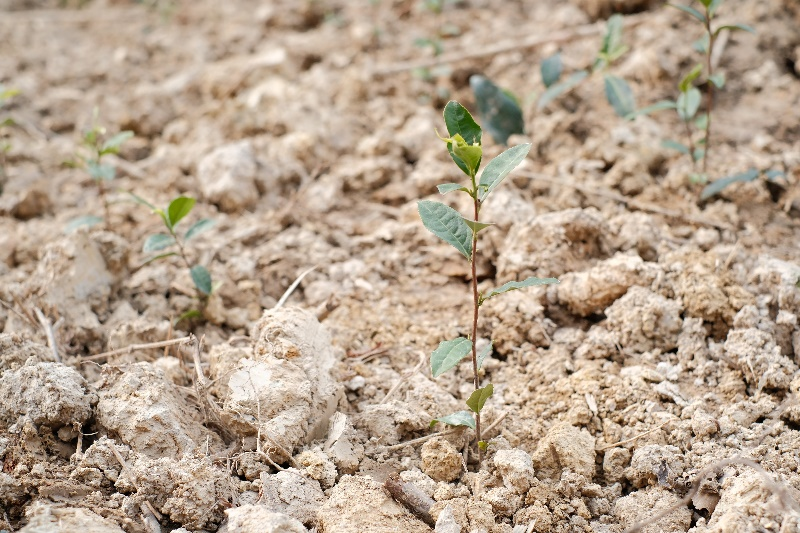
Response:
682,119,697,173
471,195,482,465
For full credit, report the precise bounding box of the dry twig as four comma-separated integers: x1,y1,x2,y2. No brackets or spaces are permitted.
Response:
109,444,162,533
83,336,193,362
384,474,436,527
33,307,61,363
596,420,673,451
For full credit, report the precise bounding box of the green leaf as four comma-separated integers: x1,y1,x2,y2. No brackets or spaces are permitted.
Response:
689,173,708,184
461,217,494,234
87,161,115,181
418,200,473,260
669,3,707,24
443,101,481,146
471,75,525,145
128,192,158,211
476,340,493,370
708,73,725,88
175,309,202,326
707,0,723,17
143,233,176,252
481,276,560,303
167,196,196,228
694,113,709,130
466,383,493,413
64,215,103,233
661,139,690,155
478,143,531,201
677,87,702,121
692,147,706,162
764,169,786,181
679,64,704,92
141,252,178,265
625,100,677,120
437,183,469,195
537,70,589,110
190,264,213,295
600,14,625,58
541,53,563,88
714,23,755,36
693,34,710,54
430,411,476,429
604,75,636,118
450,138,483,177
184,218,215,241
478,440,489,451
100,131,134,155
700,168,760,200
431,337,472,378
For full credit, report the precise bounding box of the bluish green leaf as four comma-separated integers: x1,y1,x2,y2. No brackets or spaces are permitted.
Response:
604,75,636,118
64,215,103,233
443,101,481,146
143,233,176,252
461,216,494,234
707,0,723,16
601,14,626,58
128,192,158,211
470,75,525,146
476,340,493,370
100,131,134,155
478,143,531,201
430,410,476,429
708,73,725,88
418,200,473,260
431,337,472,378
437,183,469,195
466,383,493,413
679,64,703,92
481,276,560,303
625,100,677,120
689,173,708,184
700,168,760,200
669,3,707,24
764,169,786,181
692,148,706,162
167,196,195,228
142,251,178,265
661,139,690,155
714,23,755,37
694,113,709,130
693,34,710,54
541,53,562,88
537,70,589,110
190,264,213,295
87,161,115,181
677,87,702,121
175,309,202,325
184,218,215,241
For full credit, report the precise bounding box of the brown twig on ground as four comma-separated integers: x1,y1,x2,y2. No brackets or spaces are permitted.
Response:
370,13,647,76
596,420,673,451
33,307,61,363
521,171,734,231
109,444,162,533
0,297,35,328
624,457,800,533
384,474,436,527
382,428,461,451
189,335,236,443
83,336,193,362
274,265,318,309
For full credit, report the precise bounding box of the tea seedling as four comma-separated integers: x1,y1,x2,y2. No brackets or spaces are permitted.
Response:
419,101,559,463
66,110,133,231
538,14,636,118
470,75,525,146
132,194,216,319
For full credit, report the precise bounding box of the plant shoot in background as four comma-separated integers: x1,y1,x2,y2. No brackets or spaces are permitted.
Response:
66,109,133,231
538,14,636,118
133,194,216,321
470,75,525,146
419,101,559,464
0,85,20,196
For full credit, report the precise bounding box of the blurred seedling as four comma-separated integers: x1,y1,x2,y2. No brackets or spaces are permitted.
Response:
628,1,781,198
132,194,216,321
538,14,636,118
418,101,559,465
470,75,525,146
0,85,20,196
65,110,133,231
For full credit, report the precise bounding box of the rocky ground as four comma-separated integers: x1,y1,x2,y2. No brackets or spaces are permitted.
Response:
1,0,799,532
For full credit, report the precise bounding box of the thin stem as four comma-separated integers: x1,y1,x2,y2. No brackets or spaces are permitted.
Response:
703,15,714,176
171,228,207,306
471,193,482,465
682,119,697,173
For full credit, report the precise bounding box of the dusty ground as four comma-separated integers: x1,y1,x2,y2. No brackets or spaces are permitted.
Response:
1,0,800,531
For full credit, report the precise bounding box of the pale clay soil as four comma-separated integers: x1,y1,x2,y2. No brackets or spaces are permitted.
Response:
1,0,800,532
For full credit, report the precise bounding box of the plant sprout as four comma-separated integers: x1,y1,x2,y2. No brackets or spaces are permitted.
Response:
418,101,559,464
133,194,216,319
66,109,133,231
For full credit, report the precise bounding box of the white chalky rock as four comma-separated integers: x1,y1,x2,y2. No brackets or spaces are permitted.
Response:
197,140,260,212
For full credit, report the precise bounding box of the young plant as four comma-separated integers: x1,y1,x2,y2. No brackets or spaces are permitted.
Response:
538,14,636,118
133,194,216,319
66,110,133,231
419,101,559,464
470,75,525,146
0,85,20,196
